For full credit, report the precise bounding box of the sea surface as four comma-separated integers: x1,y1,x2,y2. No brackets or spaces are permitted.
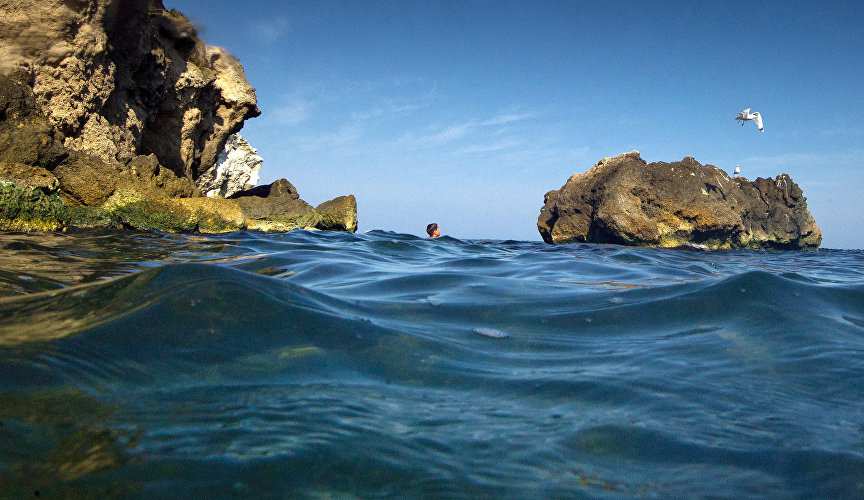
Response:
0,229,862,498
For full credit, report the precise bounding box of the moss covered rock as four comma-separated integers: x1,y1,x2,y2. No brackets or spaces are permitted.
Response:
0,181,69,231
174,197,247,232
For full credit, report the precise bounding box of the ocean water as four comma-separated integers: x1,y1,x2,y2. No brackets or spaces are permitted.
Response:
0,229,862,498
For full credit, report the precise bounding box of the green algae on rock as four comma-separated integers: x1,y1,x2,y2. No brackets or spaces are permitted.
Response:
0,182,69,231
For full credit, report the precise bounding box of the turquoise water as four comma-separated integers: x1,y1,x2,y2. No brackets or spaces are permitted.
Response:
0,229,863,498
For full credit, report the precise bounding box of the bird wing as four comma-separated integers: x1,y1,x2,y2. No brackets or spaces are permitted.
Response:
753,113,763,131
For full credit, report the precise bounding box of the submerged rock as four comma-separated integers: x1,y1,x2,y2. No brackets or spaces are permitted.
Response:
538,152,821,249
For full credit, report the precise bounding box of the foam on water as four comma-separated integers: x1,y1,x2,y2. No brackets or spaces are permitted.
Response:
0,229,862,497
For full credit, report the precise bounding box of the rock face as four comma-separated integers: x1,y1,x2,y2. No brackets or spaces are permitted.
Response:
0,0,358,234
197,134,262,198
0,0,259,178
538,152,821,249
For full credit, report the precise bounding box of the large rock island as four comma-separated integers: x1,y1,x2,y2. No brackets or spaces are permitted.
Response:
538,151,821,249
0,0,356,233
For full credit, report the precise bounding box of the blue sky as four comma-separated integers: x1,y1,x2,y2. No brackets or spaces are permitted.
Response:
167,0,864,248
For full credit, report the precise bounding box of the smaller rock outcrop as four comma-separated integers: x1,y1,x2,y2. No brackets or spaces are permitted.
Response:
538,152,821,249
197,134,262,198
229,179,358,232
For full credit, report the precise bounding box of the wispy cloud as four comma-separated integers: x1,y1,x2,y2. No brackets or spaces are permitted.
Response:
271,96,311,126
250,17,291,45
455,138,522,155
351,101,434,121
392,111,536,149
480,112,534,127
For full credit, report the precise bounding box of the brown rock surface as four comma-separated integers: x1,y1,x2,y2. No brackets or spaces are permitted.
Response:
316,195,358,233
538,152,821,249
0,0,259,180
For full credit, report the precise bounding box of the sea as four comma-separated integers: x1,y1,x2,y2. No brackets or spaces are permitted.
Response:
0,229,862,498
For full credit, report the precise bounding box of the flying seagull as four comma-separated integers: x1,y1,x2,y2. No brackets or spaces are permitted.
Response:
735,108,764,131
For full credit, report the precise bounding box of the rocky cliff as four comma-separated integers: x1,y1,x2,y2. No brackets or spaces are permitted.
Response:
538,152,821,249
0,0,259,178
0,0,357,233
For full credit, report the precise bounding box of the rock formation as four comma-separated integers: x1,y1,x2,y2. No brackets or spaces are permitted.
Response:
0,0,260,177
538,151,821,249
229,179,358,233
0,0,358,233
197,134,262,198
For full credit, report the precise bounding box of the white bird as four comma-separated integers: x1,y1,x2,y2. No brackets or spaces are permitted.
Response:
734,165,740,177
735,108,764,131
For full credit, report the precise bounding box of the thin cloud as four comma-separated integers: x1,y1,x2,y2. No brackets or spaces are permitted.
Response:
270,97,311,126
250,17,291,45
455,138,522,155
480,112,534,126
352,101,433,121
394,111,536,149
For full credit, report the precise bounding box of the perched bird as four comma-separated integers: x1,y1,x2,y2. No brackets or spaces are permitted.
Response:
735,108,764,131
734,165,740,177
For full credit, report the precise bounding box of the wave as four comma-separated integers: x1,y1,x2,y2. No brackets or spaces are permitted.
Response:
0,230,863,496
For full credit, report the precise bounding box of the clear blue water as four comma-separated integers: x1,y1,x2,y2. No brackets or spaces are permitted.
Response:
0,229,862,498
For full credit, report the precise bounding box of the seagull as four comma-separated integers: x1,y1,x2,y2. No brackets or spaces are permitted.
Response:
734,165,740,177
735,108,764,131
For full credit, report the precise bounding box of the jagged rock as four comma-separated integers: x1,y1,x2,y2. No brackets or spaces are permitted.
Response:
316,195,358,232
197,134,262,198
538,152,821,249
0,0,259,179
